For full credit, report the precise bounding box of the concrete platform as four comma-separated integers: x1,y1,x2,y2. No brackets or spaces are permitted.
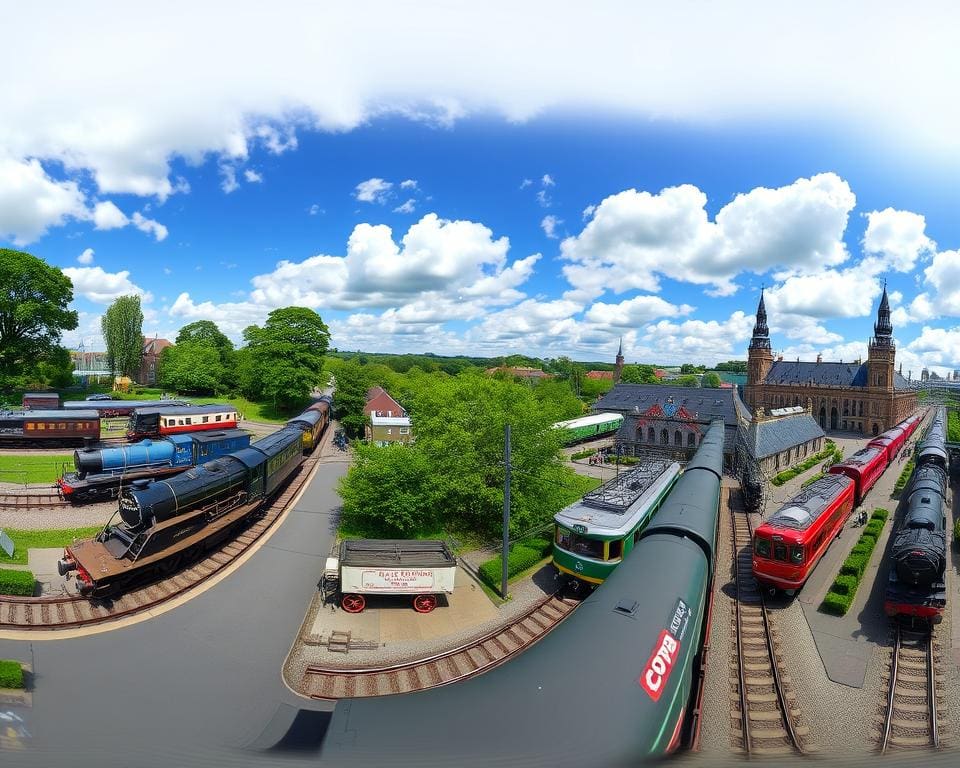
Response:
307,565,498,647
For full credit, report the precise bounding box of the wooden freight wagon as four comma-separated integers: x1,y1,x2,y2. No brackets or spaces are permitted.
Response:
22,392,61,410
323,539,458,613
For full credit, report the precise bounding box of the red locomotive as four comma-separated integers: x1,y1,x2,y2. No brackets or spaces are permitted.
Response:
752,473,855,594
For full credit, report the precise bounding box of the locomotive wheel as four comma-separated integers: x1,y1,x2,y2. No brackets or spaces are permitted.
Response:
413,594,438,613
341,594,366,613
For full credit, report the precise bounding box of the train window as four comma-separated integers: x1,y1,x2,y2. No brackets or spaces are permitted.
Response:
607,539,623,561
36,423,44,430
773,543,787,561
215,415,222,421
790,546,804,564
185,418,192,425
202,416,209,423
754,538,771,558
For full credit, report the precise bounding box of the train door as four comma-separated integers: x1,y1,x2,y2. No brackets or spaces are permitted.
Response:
247,465,264,500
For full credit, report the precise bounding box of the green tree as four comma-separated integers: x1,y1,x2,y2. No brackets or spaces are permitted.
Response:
674,374,700,387
620,363,659,384
532,379,585,422
328,357,372,438
101,295,144,378
701,372,722,388
171,320,236,390
158,344,227,394
0,249,78,388
241,306,329,411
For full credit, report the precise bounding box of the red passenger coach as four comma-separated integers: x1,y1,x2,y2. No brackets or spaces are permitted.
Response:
828,446,886,505
752,473,856,594
868,426,905,465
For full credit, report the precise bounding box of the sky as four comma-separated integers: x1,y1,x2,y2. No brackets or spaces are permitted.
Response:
3,2,960,376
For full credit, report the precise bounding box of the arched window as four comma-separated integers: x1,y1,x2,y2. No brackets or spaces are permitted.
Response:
660,429,669,445
648,427,655,443
687,432,696,447
674,430,682,446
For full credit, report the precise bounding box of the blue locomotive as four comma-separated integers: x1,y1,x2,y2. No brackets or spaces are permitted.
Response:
58,430,251,503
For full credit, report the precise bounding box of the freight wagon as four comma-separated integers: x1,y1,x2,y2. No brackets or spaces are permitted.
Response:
553,412,624,445
323,539,458,613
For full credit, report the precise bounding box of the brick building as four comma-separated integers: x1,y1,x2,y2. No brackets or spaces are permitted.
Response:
364,386,413,445
737,405,826,477
139,337,173,385
744,285,917,436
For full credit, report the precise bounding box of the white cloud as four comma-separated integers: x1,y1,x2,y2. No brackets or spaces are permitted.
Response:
540,214,562,239
220,164,240,193
582,204,596,221
861,207,935,275
639,311,755,364
169,292,268,338
399,179,418,190
519,179,533,189
0,157,87,244
393,198,416,214
308,203,324,215
560,173,855,300
541,174,555,187
62,266,153,304
243,168,263,183
354,177,393,203
92,200,129,230
584,295,695,327
77,247,94,265
131,212,168,241
536,189,551,208
764,270,880,319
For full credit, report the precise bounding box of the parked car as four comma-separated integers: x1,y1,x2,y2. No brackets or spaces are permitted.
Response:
85,394,114,401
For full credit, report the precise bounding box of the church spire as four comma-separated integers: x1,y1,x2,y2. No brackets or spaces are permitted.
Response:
749,288,771,350
873,279,893,344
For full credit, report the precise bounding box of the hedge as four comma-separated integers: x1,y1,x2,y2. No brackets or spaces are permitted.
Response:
0,660,24,689
771,441,838,487
893,457,916,495
954,519,960,547
820,508,888,615
570,448,596,460
479,537,553,591
0,568,35,596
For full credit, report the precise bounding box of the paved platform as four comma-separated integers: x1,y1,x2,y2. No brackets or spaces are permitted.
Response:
307,565,498,646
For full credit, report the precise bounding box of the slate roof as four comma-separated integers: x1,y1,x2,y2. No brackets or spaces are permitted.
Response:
743,412,825,460
763,360,914,391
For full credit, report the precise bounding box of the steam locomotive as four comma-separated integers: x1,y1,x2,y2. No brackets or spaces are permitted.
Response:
884,407,949,621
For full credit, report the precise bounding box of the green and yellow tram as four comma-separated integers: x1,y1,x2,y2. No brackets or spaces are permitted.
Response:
553,412,624,445
553,460,681,590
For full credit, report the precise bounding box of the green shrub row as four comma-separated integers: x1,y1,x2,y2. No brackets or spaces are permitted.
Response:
820,508,888,616
893,457,916,495
0,568,35,596
603,455,639,465
801,472,825,489
479,536,553,591
771,441,838,487
0,660,25,689
570,448,596,460
954,519,960,547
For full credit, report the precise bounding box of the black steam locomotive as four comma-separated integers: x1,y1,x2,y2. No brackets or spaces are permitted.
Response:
884,408,948,621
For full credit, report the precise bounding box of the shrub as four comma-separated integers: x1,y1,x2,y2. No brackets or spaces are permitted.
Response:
0,568,35,596
479,542,551,590
954,519,960,547
871,508,889,523
570,448,596,460
831,574,858,596
864,522,883,538
0,660,24,689
821,590,854,616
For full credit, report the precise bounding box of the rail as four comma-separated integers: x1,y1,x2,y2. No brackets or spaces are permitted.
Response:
880,623,940,752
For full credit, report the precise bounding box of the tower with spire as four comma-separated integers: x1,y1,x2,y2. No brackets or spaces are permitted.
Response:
613,337,625,384
745,289,774,408
867,280,895,391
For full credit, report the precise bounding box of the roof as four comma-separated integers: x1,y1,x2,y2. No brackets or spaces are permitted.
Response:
339,539,455,568
371,414,411,427
594,384,748,425
553,412,623,430
142,337,172,355
134,403,234,416
764,360,914,391
743,411,825,460
585,370,614,379
1,409,99,419
764,474,854,531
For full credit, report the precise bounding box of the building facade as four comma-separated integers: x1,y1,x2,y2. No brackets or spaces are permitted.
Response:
737,405,826,478
364,386,414,444
744,286,917,436
139,337,172,386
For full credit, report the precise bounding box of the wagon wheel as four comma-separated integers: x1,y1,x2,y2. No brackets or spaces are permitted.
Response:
413,594,438,613
341,593,366,613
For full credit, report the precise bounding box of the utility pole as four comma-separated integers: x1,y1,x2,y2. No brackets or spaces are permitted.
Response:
502,424,511,599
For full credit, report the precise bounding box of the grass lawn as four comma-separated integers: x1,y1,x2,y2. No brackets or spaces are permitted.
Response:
0,527,102,565
186,395,301,424
0,659,25,689
0,453,73,484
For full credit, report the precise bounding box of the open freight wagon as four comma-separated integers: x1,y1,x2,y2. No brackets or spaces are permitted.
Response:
323,539,457,613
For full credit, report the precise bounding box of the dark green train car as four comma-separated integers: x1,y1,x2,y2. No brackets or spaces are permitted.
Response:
552,459,681,589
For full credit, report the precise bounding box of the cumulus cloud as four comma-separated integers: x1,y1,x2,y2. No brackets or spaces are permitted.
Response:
541,174,555,187
169,292,269,337
861,207,935,275
393,198,416,214
640,312,755,363
92,200,129,230
584,295,694,327
560,173,855,299
540,215,562,239
220,164,240,193
131,212,168,241
243,169,263,183
0,157,87,244
62,266,153,304
764,270,881,319
400,179,418,190
77,247,94,265
354,178,393,203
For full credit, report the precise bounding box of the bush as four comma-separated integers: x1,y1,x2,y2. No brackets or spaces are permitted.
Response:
0,568,35,596
864,522,883,538
954,519,960,547
831,574,858,596
771,443,837,486
871,508,889,523
0,660,24,689
821,590,854,616
570,448,596,460
479,542,551,590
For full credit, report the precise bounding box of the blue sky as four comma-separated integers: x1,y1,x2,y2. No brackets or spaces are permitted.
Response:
3,3,960,375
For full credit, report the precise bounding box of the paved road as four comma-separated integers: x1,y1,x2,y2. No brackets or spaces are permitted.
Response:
0,461,347,768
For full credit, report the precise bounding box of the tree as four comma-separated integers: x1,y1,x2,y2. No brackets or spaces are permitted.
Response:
158,344,227,394
702,372,722,388
241,306,330,411
620,364,659,384
101,295,144,378
0,249,78,388
328,358,372,438
168,320,236,392
674,374,700,387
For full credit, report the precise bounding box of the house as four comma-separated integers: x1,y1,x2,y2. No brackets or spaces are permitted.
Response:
139,337,173,386
737,404,826,477
585,370,614,380
364,386,413,445
484,366,553,381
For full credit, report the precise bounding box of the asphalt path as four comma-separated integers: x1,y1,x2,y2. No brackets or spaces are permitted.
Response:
0,461,346,768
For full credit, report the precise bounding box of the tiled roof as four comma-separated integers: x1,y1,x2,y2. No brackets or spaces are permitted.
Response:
764,360,914,392
743,412,825,460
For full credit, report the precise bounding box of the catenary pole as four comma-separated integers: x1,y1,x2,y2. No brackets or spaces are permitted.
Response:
502,424,511,599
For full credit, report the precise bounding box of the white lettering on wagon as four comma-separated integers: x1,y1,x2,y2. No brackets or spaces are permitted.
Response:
640,630,680,702
360,569,436,590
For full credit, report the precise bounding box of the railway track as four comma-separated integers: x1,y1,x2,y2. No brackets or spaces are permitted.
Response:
730,510,807,757
0,455,319,631
879,623,943,752
302,591,577,699
0,490,68,508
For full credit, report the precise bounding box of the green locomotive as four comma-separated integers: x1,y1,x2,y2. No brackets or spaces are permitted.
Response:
553,459,681,589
